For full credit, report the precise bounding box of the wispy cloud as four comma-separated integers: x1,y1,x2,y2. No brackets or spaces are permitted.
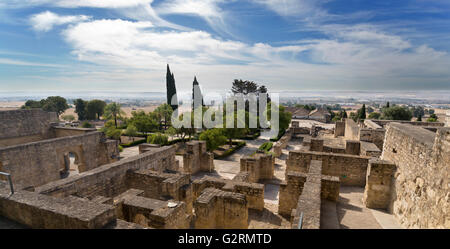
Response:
0,57,65,67
30,11,90,32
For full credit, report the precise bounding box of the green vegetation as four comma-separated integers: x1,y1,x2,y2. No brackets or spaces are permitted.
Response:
199,128,227,151
118,145,124,152
381,106,412,121
166,65,178,112
147,133,169,146
21,96,69,116
427,114,438,122
86,99,106,120
259,142,273,152
61,114,75,122
104,102,125,128
214,141,246,159
368,112,381,119
81,121,92,128
120,139,146,148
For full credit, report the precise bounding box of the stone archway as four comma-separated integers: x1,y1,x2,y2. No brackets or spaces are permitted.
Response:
57,145,86,179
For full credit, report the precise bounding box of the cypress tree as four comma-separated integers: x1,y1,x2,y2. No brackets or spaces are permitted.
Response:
166,65,178,112
359,104,366,119
192,76,204,111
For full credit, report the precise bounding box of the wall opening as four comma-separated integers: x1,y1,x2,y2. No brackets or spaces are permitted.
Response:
60,152,80,179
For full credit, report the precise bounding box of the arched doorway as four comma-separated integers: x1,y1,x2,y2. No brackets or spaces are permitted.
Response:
60,152,81,179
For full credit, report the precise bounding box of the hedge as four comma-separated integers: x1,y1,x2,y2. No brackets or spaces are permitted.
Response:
240,131,261,140
214,141,246,159
120,138,147,148
258,142,273,152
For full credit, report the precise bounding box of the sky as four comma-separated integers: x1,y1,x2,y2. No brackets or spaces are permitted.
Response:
0,0,450,93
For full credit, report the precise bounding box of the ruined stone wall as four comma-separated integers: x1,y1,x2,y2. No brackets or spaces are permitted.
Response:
360,141,381,157
0,181,115,229
35,146,177,199
183,141,214,174
334,121,345,137
194,188,248,229
363,159,396,209
291,160,322,229
381,123,449,228
273,129,292,157
278,171,307,217
192,176,264,211
359,128,386,150
344,119,360,140
125,169,192,214
0,109,58,147
345,140,361,155
0,132,118,187
52,127,97,138
287,150,369,186
239,153,274,182
373,120,445,128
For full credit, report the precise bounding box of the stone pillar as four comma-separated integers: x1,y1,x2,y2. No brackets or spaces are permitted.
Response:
363,159,396,209
310,139,324,152
345,140,361,155
335,121,345,137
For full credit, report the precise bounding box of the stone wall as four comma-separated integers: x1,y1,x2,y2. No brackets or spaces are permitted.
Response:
381,123,449,228
183,141,214,174
192,176,264,211
35,146,177,199
239,152,274,182
344,119,360,140
334,121,345,137
291,160,322,229
126,169,193,215
0,181,115,229
53,126,97,138
363,159,396,209
286,150,369,186
194,188,248,229
360,141,381,157
0,109,58,147
115,189,188,229
0,131,119,187
359,128,386,150
373,120,445,128
273,129,292,157
345,140,361,155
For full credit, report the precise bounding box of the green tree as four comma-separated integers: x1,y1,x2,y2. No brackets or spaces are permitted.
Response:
81,121,92,128
21,100,42,109
129,110,159,133
104,102,125,128
86,99,106,120
61,114,75,122
417,115,422,121
33,96,68,116
358,104,366,120
166,64,178,112
381,106,412,121
74,99,88,120
199,129,227,151
154,104,173,130
368,112,381,119
124,124,138,139
349,112,358,122
427,114,438,122
222,109,248,146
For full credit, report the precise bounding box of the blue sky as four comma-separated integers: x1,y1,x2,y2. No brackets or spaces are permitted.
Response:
0,0,449,92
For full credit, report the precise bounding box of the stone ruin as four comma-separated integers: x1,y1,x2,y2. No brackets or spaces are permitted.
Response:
0,109,448,229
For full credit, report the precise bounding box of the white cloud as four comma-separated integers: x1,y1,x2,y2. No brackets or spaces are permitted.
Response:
30,11,90,32
0,57,65,67
1,0,153,9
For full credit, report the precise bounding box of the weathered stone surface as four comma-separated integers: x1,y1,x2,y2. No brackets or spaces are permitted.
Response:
334,121,345,137
193,176,264,211
240,152,274,183
287,150,369,186
194,188,248,229
183,141,214,174
381,123,449,229
363,159,396,209
0,182,116,229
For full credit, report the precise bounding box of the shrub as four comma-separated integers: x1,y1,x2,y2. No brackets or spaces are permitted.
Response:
259,142,273,152
199,129,227,151
118,145,124,152
81,121,92,128
214,141,246,159
120,138,146,148
147,133,169,145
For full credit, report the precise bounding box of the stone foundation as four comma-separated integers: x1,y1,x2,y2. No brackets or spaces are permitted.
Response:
363,159,396,209
240,152,274,182
194,188,248,229
183,141,214,174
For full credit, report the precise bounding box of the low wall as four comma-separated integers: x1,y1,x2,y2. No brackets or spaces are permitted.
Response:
334,121,345,137
0,181,115,229
381,123,449,228
240,153,274,182
0,132,119,187
372,120,445,127
287,150,369,186
35,146,177,199
194,188,248,229
359,128,386,150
